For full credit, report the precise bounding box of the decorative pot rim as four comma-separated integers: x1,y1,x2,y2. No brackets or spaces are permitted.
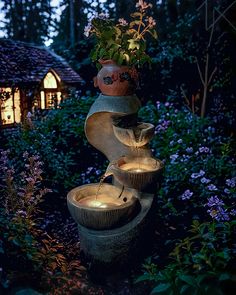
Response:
67,183,138,212
109,156,164,174
112,122,155,130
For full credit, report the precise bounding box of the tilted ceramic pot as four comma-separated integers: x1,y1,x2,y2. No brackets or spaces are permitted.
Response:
113,122,155,147
94,59,138,96
106,156,164,191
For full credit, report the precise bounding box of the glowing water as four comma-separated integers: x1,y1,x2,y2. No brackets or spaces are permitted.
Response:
79,194,123,208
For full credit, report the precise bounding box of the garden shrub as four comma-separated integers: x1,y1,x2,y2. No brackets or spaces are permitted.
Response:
4,95,107,193
0,95,108,292
0,151,86,292
136,97,236,294
1,93,235,293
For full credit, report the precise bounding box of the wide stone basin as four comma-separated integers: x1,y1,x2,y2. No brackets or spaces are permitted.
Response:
67,183,139,230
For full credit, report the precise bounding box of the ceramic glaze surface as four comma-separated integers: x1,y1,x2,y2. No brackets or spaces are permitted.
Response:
94,59,138,96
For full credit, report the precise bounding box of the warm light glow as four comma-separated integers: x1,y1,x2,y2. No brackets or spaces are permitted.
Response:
120,163,152,172
43,72,57,88
0,88,21,125
45,92,54,108
40,91,45,109
40,91,61,109
132,168,143,172
57,91,61,105
79,194,123,208
14,90,21,123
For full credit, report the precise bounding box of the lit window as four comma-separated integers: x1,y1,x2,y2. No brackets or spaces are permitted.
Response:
40,72,61,109
43,72,57,88
0,88,21,125
40,91,45,109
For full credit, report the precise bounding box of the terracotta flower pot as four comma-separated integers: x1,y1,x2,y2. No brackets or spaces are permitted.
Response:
94,59,138,96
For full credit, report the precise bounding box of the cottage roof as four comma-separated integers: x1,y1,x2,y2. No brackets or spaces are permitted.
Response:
0,38,83,86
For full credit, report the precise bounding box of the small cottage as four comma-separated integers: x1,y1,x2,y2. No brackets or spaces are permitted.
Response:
0,39,83,126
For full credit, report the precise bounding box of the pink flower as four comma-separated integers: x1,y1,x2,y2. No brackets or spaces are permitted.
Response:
136,0,152,10
148,16,156,28
84,23,92,37
118,18,128,26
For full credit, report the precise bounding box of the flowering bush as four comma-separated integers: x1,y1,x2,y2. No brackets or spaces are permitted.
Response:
0,150,88,292
1,93,235,293
4,96,101,192
84,0,157,68
137,98,236,294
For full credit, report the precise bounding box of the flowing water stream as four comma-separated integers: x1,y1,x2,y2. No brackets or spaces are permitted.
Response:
95,174,107,200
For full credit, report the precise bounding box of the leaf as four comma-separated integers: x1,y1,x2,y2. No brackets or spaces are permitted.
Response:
180,284,191,294
130,12,142,18
195,274,210,284
179,275,196,287
219,273,231,281
99,48,106,58
147,29,158,39
151,283,171,294
135,273,152,283
130,20,145,27
128,39,140,50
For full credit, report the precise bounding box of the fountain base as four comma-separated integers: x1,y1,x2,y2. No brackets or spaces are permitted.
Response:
77,193,156,269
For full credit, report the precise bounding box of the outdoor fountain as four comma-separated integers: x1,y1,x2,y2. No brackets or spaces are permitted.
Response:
67,92,164,269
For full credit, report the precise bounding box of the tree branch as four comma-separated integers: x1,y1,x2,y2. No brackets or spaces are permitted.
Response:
195,57,204,86
208,67,217,86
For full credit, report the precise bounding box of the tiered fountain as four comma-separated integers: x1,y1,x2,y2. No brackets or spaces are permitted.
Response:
67,67,164,269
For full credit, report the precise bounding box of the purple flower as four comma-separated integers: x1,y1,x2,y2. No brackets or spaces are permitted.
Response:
181,189,193,200
165,102,170,107
230,209,236,216
95,169,101,175
207,207,230,221
86,167,94,174
186,147,193,154
226,178,236,188
224,188,230,194
191,173,199,179
16,210,27,217
200,177,211,184
156,101,161,109
170,154,178,163
177,139,183,144
206,196,224,207
199,146,210,153
191,170,205,179
207,184,218,191
155,120,170,133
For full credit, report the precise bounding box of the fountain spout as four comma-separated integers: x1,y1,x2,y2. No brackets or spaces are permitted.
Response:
104,162,115,178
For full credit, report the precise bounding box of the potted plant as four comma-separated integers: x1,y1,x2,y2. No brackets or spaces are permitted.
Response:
84,0,158,96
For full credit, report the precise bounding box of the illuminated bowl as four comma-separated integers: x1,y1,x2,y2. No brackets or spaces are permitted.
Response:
112,122,155,147
110,156,164,191
67,183,139,230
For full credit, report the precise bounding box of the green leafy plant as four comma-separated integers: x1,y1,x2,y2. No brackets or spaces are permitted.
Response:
136,220,236,295
4,96,102,191
0,150,87,292
135,98,236,295
84,0,157,68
